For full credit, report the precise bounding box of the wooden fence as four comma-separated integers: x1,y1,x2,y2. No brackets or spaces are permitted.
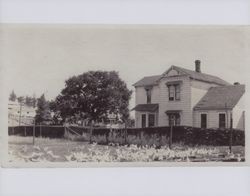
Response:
8,125,245,147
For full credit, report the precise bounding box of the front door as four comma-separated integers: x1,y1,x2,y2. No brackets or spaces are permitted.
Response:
168,113,180,126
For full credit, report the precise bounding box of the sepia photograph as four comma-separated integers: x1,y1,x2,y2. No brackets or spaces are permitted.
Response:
1,24,248,166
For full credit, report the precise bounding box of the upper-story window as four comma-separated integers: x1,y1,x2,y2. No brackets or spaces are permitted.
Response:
168,84,181,101
169,85,175,101
175,84,180,100
145,87,152,104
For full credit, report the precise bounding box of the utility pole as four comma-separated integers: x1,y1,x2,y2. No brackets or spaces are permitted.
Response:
225,103,233,153
18,102,23,126
33,118,36,145
229,112,233,153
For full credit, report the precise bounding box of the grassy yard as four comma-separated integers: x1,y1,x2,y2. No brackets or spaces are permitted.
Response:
8,136,245,162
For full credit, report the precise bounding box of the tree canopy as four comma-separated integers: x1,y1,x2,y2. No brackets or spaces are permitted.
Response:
35,94,52,124
25,96,34,107
53,71,132,124
9,90,17,101
17,96,24,104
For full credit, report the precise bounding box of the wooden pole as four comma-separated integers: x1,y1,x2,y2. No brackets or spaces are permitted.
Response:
106,130,109,144
39,123,42,137
89,120,93,143
124,122,127,145
33,119,35,145
24,126,27,137
169,124,173,149
229,113,233,153
110,119,112,143
64,125,67,138
18,103,22,127
169,115,174,149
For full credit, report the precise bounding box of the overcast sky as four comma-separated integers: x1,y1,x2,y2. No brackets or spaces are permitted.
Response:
1,25,249,110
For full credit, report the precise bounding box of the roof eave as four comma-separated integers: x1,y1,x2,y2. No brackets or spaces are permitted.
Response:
133,83,158,87
194,107,233,111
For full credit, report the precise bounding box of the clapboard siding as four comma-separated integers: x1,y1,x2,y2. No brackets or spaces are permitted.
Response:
135,85,160,105
190,80,219,109
193,110,232,129
158,75,192,126
135,111,141,128
233,93,245,130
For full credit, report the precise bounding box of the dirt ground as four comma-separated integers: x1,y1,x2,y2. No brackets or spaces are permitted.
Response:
8,136,245,162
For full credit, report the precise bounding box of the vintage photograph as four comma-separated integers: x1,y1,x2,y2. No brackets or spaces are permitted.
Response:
1,25,248,165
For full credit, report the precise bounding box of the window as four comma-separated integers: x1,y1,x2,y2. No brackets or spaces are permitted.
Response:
145,88,152,103
175,85,180,100
141,114,146,128
148,114,155,127
168,86,175,101
168,84,180,101
168,113,180,126
201,114,207,128
219,113,226,128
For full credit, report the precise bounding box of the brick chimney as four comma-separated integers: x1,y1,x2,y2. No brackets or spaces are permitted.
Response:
195,60,201,73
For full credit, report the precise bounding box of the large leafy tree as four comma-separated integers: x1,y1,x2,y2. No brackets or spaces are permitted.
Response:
35,94,52,124
53,71,132,124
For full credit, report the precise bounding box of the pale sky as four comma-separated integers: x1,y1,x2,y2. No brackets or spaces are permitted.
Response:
1,25,249,111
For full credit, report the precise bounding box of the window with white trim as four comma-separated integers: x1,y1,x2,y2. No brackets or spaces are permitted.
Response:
219,113,226,128
145,88,152,103
200,113,207,128
168,84,181,101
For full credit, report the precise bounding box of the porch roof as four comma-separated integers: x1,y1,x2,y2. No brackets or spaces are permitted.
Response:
132,104,159,112
165,110,182,114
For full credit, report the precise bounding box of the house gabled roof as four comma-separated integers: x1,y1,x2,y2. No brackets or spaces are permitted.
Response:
172,66,230,86
194,84,245,110
133,75,162,87
132,104,159,112
133,65,231,87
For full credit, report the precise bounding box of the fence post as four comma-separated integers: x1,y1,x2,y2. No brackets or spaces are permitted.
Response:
33,123,35,145
64,126,67,138
89,121,93,143
106,130,109,144
124,126,127,145
24,126,26,137
40,123,42,137
140,130,143,147
109,126,112,144
229,114,233,153
169,124,173,149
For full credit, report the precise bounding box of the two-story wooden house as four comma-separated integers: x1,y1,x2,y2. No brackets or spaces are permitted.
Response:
133,60,245,130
